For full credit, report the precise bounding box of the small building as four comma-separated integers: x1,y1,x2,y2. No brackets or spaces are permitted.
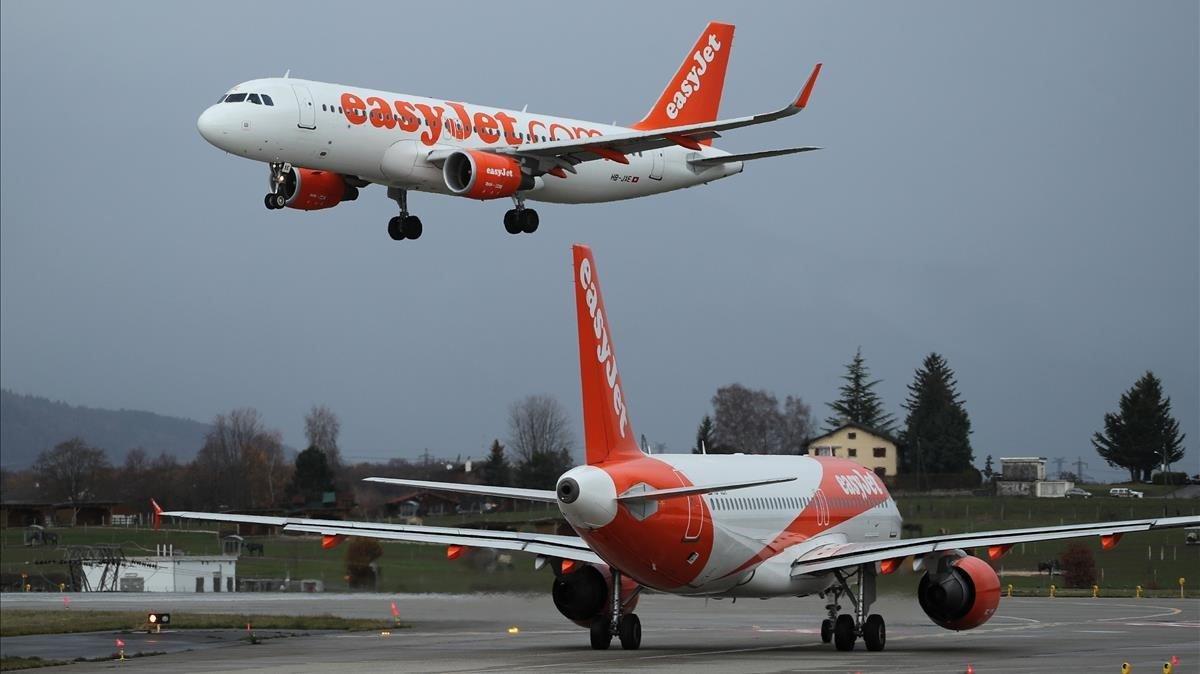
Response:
996,457,1073,497
82,550,238,593
807,423,898,477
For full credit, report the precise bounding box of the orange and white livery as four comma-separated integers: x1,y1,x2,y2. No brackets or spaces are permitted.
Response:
196,22,822,241
162,244,1199,653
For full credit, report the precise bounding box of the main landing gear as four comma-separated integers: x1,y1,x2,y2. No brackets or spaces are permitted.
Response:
818,564,886,652
386,187,422,241
264,162,289,209
503,196,539,235
590,568,642,651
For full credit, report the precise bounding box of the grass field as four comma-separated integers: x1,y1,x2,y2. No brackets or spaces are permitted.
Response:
3,494,1196,595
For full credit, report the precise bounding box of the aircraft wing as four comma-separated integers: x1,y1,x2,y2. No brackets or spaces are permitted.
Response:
362,477,557,503
159,509,602,564
474,63,823,175
788,515,1200,577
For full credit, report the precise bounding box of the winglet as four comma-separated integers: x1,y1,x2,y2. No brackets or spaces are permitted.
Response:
794,63,823,110
150,498,163,531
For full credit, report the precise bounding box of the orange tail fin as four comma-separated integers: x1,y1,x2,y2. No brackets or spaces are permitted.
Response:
632,21,735,144
573,244,643,466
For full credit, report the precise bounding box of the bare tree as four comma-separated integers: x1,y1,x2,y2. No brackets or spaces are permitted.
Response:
32,437,111,524
507,394,575,463
711,384,812,455
304,404,343,469
193,408,286,510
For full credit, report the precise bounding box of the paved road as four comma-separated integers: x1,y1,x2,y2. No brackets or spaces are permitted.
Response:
3,593,1197,672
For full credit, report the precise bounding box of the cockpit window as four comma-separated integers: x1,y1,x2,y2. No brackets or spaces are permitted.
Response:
261,94,273,106
248,93,261,105
225,93,247,103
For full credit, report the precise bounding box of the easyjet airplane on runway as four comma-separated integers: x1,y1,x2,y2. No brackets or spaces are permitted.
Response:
159,245,1199,652
196,22,822,241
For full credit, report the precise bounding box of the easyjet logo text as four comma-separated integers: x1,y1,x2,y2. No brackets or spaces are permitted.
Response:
340,93,603,148
485,166,513,178
578,257,628,437
835,470,885,498
666,33,722,120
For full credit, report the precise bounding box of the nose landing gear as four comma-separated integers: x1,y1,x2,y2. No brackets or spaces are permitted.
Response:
264,162,290,209
386,187,423,241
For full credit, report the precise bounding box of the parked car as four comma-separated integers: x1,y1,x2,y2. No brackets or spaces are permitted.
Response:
1065,487,1092,498
1109,487,1144,498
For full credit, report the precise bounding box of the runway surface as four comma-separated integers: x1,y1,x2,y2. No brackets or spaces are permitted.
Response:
3,592,1197,673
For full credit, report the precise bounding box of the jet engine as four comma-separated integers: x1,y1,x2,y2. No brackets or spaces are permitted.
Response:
443,150,533,200
917,555,1001,631
277,168,358,210
550,562,639,627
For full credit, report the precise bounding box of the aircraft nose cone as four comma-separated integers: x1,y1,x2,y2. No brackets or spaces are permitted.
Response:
196,106,222,144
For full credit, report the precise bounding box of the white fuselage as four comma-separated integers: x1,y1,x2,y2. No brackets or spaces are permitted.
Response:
556,453,903,598
197,78,743,205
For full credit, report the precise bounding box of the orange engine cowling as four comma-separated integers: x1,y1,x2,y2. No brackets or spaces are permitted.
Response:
442,150,534,200
279,167,358,210
550,562,639,628
917,555,1001,631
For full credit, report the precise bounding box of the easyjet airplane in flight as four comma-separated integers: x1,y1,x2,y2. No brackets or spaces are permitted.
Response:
159,244,1199,653
196,22,821,241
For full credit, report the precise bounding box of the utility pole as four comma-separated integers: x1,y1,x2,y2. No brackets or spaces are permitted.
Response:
1052,457,1067,479
1074,457,1089,483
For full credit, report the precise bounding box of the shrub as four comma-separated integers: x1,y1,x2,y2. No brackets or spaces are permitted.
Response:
1151,471,1188,485
1059,542,1096,589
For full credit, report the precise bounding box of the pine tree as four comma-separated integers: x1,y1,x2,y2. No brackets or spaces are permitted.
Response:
825,348,895,433
900,353,973,474
288,445,334,506
480,439,511,486
982,454,995,480
1091,371,1186,482
694,415,715,454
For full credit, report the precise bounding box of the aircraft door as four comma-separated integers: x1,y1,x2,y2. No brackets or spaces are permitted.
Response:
650,151,665,181
673,470,704,542
291,85,316,130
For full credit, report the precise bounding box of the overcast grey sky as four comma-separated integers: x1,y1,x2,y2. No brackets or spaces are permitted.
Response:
2,1,1196,480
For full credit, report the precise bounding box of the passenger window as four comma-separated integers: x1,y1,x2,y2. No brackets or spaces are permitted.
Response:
248,93,261,104
322,104,327,112
262,94,273,106
225,93,247,103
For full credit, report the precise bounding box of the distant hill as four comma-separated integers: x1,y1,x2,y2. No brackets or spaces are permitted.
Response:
0,389,211,469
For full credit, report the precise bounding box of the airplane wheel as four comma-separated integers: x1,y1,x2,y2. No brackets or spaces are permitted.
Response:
520,209,540,233
403,215,423,240
271,193,287,209
833,614,856,651
618,613,641,650
589,620,612,650
820,618,833,643
264,194,277,210
387,216,405,241
503,209,521,234
862,614,885,652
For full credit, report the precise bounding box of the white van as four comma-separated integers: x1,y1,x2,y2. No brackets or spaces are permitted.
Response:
1109,487,1144,498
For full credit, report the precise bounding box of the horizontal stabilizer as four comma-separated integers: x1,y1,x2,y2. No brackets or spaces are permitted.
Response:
363,477,557,503
688,146,820,167
617,476,796,502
